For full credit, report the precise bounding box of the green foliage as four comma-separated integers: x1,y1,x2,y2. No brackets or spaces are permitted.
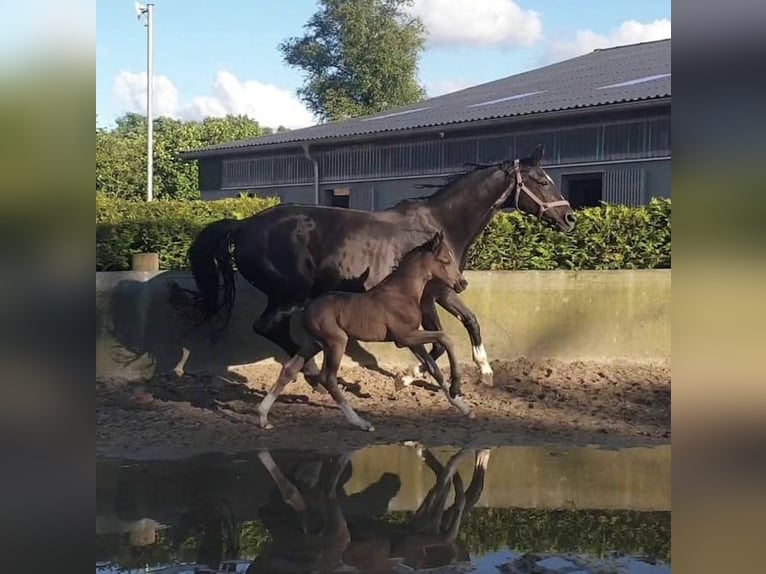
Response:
454,507,671,563
96,113,267,200
465,198,671,271
96,197,670,272
96,194,279,271
280,0,427,121
97,508,669,570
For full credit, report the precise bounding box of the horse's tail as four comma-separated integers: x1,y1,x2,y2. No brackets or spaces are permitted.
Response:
169,218,241,331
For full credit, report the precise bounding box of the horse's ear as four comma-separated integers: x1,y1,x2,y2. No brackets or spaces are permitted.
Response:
530,144,545,166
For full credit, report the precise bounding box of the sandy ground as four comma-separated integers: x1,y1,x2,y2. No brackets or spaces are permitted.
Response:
96,357,670,460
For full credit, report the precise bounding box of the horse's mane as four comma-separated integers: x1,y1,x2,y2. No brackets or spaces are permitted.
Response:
392,162,505,208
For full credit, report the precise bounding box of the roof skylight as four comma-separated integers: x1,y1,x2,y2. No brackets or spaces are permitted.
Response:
597,73,671,89
360,107,430,121
467,90,546,108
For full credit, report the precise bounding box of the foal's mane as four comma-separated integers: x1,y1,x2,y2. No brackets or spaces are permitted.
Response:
384,233,441,278
392,162,507,207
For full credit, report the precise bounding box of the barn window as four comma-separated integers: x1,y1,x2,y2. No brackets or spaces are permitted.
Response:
324,187,350,208
563,173,603,208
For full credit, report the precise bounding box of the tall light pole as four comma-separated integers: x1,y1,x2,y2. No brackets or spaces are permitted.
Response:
135,2,154,202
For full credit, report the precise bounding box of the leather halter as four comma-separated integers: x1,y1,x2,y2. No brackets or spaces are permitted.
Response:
509,159,571,217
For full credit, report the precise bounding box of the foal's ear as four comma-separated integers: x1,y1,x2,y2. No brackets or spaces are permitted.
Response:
430,230,444,251
530,144,545,166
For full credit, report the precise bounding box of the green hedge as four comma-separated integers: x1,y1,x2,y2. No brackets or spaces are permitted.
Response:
96,195,670,271
96,194,279,271
465,197,671,270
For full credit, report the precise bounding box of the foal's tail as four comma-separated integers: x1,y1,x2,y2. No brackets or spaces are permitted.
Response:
169,218,242,330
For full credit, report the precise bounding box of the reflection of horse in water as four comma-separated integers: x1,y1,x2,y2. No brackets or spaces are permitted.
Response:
170,498,241,569
247,446,491,573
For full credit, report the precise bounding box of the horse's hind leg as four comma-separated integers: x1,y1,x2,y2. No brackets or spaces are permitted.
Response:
254,302,326,394
321,335,375,432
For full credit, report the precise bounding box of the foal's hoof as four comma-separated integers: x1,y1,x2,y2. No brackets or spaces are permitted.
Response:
394,372,415,391
467,411,477,420
480,371,494,387
258,420,274,430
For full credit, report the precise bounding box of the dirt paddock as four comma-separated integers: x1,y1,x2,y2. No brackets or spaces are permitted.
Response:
96,358,670,459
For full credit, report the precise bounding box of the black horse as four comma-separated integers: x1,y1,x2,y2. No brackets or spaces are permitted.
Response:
180,145,574,389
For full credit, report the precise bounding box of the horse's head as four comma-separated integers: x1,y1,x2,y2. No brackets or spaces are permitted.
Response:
423,230,466,293
499,145,576,232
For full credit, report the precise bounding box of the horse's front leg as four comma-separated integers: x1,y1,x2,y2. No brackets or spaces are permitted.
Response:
396,296,444,390
436,289,494,386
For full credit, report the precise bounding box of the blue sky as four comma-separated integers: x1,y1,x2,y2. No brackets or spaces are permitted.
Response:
96,0,670,129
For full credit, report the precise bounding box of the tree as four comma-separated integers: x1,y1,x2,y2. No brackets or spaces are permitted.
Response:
96,113,266,200
279,0,426,122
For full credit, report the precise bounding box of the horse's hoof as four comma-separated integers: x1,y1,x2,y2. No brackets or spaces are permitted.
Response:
467,411,477,420
480,371,494,386
259,420,274,430
367,425,375,432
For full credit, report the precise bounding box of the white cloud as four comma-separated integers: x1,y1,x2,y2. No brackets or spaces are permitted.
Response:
544,18,671,64
409,0,542,48
113,70,180,118
425,78,474,97
182,71,316,129
111,70,316,130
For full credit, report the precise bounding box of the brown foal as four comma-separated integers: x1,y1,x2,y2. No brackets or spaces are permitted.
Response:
256,230,474,431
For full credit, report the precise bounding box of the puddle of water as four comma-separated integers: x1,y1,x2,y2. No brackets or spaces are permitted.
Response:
96,444,671,573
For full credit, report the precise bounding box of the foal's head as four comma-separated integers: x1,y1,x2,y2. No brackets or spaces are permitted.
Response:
416,230,465,293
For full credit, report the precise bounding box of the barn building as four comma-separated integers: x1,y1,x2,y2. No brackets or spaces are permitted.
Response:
182,39,670,210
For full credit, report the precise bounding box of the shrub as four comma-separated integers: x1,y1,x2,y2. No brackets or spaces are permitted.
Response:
96,195,670,271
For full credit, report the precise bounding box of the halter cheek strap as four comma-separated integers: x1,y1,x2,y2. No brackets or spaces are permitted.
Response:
511,159,571,217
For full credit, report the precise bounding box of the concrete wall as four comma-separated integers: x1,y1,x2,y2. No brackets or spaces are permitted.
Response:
344,444,671,512
96,269,670,380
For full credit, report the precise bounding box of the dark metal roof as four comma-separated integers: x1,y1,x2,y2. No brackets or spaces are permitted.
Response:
184,38,670,158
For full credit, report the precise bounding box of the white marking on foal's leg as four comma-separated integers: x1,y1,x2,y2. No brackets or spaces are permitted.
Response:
476,449,491,470
339,402,375,432
395,362,429,391
256,393,278,430
257,450,306,512
472,344,494,385
257,356,304,429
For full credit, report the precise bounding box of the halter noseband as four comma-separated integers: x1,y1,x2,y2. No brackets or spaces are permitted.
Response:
509,159,571,217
